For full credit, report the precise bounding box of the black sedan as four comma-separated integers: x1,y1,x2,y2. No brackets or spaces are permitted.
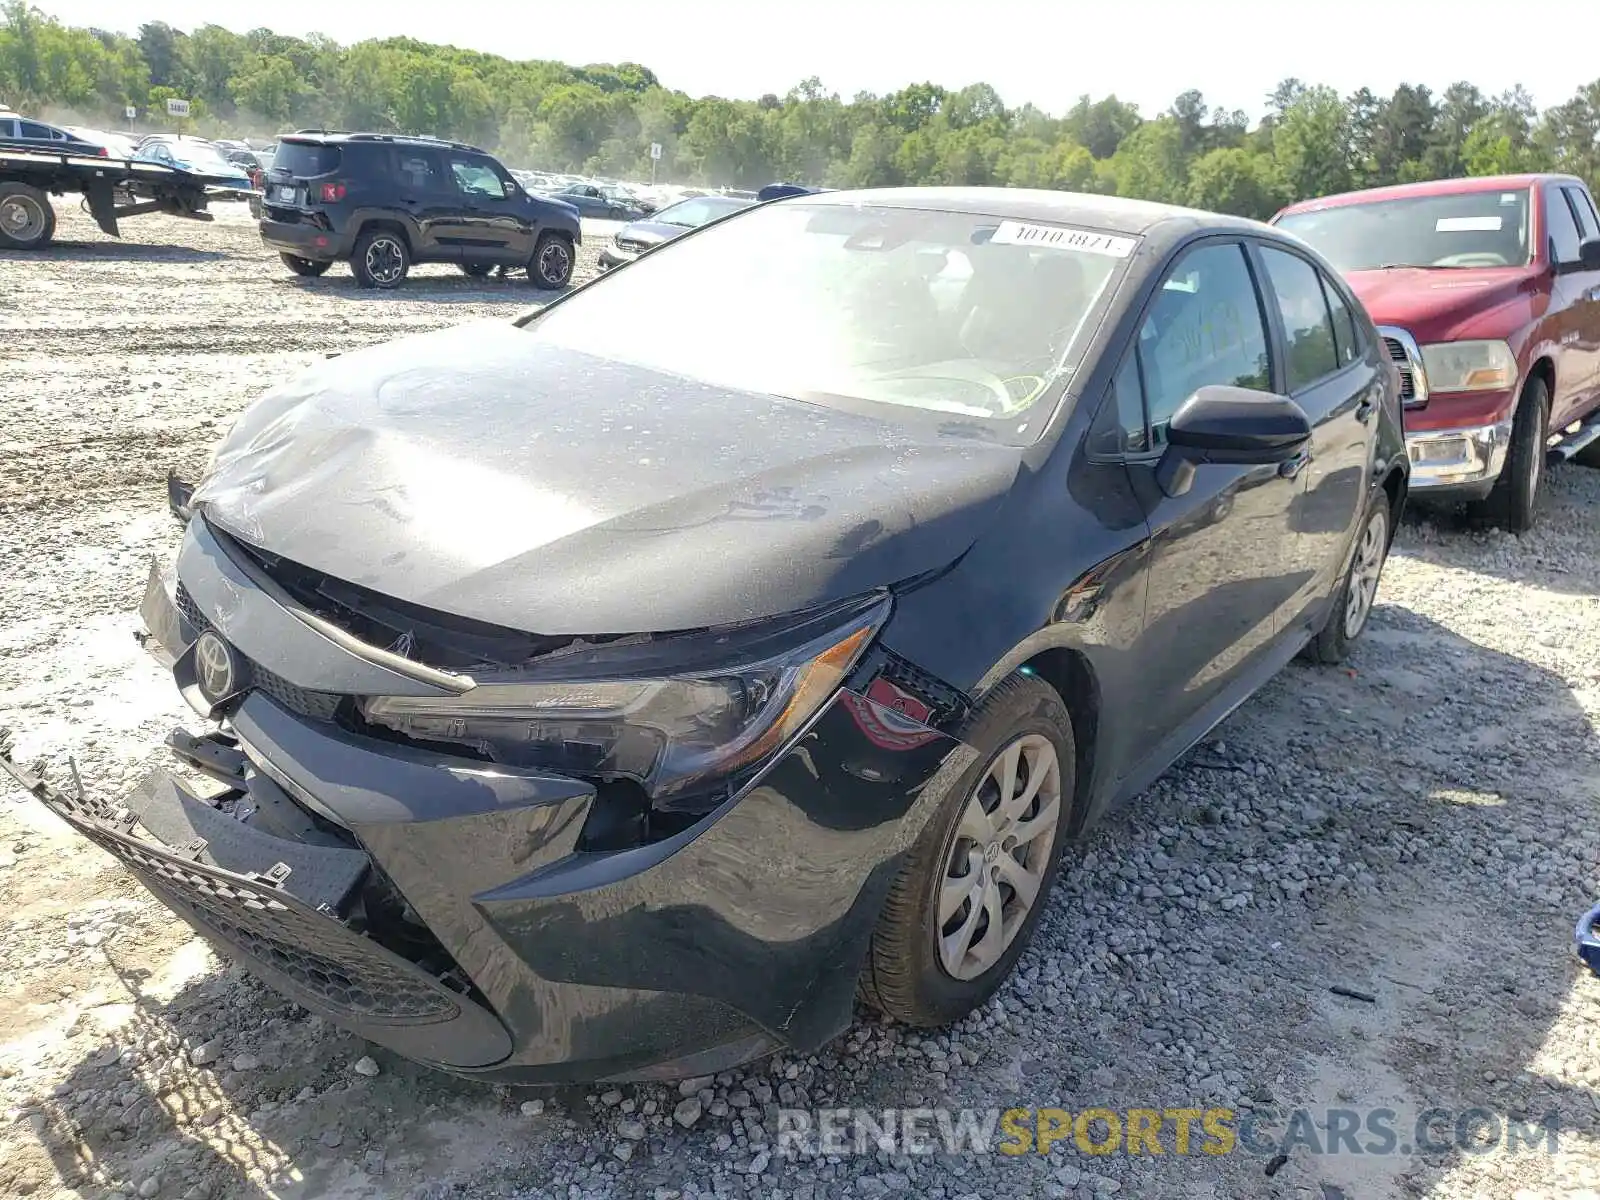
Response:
597,193,754,270
0,188,1407,1083
552,182,645,220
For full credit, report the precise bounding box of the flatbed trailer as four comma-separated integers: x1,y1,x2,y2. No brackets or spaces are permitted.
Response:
0,147,256,250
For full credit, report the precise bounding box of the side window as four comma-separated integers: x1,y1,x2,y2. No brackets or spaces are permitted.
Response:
1260,247,1340,391
450,157,507,199
1320,272,1362,367
393,149,445,192
1138,242,1272,446
1090,351,1149,457
19,121,51,140
1570,187,1600,239
1563,186,1597,240
1545,185,1582,264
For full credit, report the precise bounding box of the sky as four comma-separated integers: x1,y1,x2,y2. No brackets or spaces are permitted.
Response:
34,0,1600,121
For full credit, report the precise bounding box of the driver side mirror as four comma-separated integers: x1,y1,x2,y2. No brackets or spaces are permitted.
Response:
1154,385,1312,498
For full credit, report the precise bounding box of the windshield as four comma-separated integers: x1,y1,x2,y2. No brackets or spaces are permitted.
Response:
530,202,1131,440
655,196,751,227
1276,188,1532,271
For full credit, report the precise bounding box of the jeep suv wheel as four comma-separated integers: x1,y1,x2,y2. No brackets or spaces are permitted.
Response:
352,228,410,290
528,232,574,289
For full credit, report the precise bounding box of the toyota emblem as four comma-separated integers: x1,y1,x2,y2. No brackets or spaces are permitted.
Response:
193,631,239,703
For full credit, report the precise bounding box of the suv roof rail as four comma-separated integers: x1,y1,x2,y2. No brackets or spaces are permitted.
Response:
290,127,354,136
342,131,488,154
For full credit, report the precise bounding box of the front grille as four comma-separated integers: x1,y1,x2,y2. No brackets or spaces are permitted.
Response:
85,827,461,1023
1382,337,1415,402
176,583,343,721
1378,327,1428,409
616,237,651,252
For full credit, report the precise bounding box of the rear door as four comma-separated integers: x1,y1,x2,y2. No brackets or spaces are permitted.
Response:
389,147,461,261
1254,243,1376,633
445,154,533,265
1114,240,1304,747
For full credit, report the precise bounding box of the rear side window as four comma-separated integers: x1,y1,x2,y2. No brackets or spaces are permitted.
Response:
1563,186,1598,240
1260,247,1340,391
393,148,446,192
274,141,342,177
18,121,52,140
1319,271,1362,366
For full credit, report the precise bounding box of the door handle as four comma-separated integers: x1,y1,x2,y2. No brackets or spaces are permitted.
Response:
1278,448,1312,479
1356,396,1376,423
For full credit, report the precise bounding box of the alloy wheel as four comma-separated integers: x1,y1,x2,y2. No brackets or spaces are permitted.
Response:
937,733,1062,981
365,238,404,285
1343,506,1389,639
537,240,571,285
1,194,46,244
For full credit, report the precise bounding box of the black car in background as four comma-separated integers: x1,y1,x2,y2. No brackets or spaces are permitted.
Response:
258,131,582,289
0,110,112,156
597,193,755,270
10,188,1408,1083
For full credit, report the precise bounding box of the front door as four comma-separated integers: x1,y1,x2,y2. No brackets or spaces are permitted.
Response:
447,155,534,265
1555,183,1600,426
1254,243,1375,632
1121,240,1304,744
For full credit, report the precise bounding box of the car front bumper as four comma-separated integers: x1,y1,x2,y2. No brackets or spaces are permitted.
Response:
1404,417,1515,501
3,517,976,1083
596,244,640,270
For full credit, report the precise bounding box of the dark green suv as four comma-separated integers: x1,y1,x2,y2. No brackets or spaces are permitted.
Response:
258,131,582,290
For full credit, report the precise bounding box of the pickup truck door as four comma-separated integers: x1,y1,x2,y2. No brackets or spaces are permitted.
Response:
1253,243,1377,636
1540,181,1598,428
1553,182,1600,427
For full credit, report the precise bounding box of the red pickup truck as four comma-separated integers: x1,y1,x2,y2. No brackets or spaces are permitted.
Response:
1273,174,1600,531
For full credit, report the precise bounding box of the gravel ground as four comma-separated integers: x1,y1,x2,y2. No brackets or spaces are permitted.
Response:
2,202,1599,1200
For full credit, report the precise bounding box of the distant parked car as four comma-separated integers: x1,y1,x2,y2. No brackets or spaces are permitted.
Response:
258,131,581,289
62,126,138,160
0,111,112,157
598,193,754,270
1275,173,1600,532
555,183,645,220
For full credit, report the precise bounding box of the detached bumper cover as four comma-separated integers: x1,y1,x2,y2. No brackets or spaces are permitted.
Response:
9,528,978,1082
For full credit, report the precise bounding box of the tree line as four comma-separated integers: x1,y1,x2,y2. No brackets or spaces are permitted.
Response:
3,2,1600,218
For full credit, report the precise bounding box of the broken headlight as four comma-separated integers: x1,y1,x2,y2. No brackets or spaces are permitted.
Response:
359,597,888,802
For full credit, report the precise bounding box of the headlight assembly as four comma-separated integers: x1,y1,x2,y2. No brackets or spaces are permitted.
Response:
1419,339,1517,393
360,596,889,803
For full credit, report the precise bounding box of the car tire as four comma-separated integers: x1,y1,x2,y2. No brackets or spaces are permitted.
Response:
528,232,574,289
859,673,1075,1027
1305,493,1390,665
280,252,330,277
459,262,493,278
1470,375,1548,534
351,228,410,290
0,183,56,250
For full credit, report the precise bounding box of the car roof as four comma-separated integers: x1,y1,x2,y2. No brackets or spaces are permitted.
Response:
1277,174,1587,216
804,186,1267,241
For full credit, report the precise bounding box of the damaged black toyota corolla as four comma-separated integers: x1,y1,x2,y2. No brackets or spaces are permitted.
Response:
1,188,1408,1083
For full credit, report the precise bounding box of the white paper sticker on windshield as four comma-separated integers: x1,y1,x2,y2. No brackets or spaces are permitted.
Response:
1436,216,1503,232
990,220,1137,257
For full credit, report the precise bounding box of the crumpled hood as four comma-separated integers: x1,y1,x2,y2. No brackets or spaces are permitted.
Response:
193,321,1025,635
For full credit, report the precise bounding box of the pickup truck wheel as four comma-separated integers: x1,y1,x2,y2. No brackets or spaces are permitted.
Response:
1470,376,1548,534
1305,497,1390,664
351,228,410,290
0,183,55,250
279,253,330,277
528,232,574,289
859,674,1075,1027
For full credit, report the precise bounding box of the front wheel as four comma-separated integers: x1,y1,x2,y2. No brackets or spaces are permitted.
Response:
859,674,1075,1027
1470,376,1548,534
280,252,330,277
1306,497,1390,664
0,183,55,250
351,228,410,290
527,232,574,289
